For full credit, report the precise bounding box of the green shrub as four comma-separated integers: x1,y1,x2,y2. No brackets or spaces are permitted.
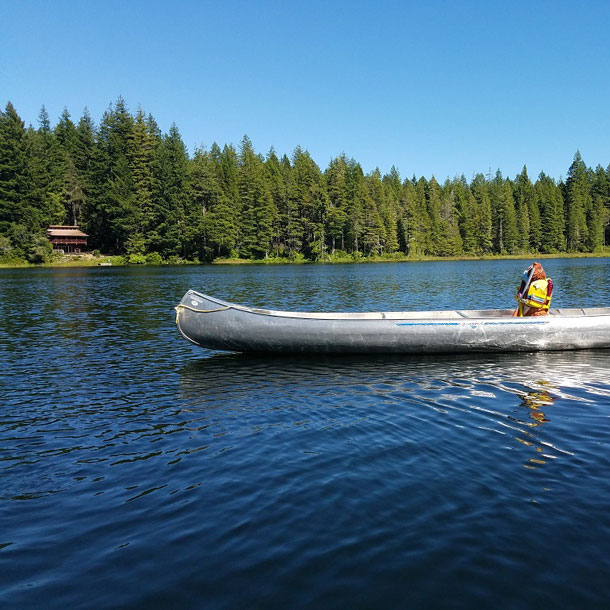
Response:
0,235,13,258
146,252,163,265
27,235,53,263
128,253,147,264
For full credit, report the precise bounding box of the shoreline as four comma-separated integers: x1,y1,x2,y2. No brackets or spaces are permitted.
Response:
1,250,610,269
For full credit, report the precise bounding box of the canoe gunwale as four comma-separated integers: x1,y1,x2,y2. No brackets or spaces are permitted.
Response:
178,289,610,322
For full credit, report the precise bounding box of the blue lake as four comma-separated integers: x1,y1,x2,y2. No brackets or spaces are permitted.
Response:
2,258,610,609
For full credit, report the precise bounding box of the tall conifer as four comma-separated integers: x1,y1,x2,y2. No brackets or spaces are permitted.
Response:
565,151,591,251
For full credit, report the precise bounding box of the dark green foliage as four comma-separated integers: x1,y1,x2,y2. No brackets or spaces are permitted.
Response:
536,172,565,253
0,102,29,225
0,100,608,262
565,151,591,251
238,135,276,259
490,171,518,254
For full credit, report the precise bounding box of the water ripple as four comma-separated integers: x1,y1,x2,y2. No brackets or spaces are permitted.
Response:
2,263,610,609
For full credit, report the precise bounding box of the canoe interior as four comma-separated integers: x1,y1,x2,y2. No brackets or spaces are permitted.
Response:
182,290,610,321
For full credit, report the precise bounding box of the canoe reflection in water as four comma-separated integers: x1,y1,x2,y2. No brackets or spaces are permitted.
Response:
179,350,610,471
179,349,610,399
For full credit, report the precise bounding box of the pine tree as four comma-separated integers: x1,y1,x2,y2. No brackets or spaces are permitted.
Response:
190,146,236,258
55,108,84,225
513,166,541,252
470,174,493,254
127,107,159,253
383,166,404,254
86,98,137,252
238,136,276,258
362,169,385,255
291,146,326,259
490,171,517,253
150,123,189,258
73,109,95,229
445,177,472,254
536,172,565,253
265,147,289,256
426,177,442,255
565,151,590,251
325,155,350,254
25,105,64,224
61,157,85,226
344,159,366,254
55,107,77,152
0,102,29,226
437,180,463,256
588,165,609,251
402,178,430,256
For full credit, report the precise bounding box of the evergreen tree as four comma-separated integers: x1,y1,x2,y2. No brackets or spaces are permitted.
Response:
238,135,276,258
383,166,405,253
55,108,84,225
25,105,64,224
55,107,77,152
325,155,350,254
536,172,565,252
490,171,517,253
402,178,430,256
426,177,442,255
150,123,189,258
362,169,386,255
437,180,463,256
265,147,289,256
61,157,86,226
0,102,29,226
87,98,136,252
189,146,235,259
291,146,327,259
470,174,493,253
513,166,541,252
127,107,159,253
344,159,366,254
72,109,96,228
588,165,609,251
446,177,476,254
565,151,591,251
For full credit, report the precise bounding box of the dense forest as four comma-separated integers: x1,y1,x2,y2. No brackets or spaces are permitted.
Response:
1,98,609,264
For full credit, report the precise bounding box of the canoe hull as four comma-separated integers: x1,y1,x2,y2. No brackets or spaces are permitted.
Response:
176,290,610,354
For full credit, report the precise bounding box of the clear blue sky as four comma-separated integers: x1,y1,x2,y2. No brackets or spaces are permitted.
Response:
2,0,609,181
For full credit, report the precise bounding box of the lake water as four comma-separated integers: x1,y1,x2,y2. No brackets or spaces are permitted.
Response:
2,258,610,609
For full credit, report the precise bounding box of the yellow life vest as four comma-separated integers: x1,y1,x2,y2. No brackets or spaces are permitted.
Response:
517,278,552,314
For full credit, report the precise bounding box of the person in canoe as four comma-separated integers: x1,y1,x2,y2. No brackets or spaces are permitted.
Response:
513,261,553,317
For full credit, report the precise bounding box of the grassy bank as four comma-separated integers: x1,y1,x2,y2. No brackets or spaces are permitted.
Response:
2,249,610,269
212,250,610,265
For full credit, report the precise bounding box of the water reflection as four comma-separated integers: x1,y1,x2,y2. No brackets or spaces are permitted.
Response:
520,383,556,426
180,350,610,471
180,350,610,398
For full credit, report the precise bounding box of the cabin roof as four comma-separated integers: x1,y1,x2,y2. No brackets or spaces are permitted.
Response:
47,225,89,238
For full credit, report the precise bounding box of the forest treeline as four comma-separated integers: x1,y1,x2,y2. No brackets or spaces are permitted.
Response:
1,98,609,264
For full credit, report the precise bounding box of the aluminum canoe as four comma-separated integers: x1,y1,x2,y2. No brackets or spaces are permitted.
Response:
175,290,610,354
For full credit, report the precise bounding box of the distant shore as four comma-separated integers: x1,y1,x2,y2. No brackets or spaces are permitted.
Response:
2,250,610,269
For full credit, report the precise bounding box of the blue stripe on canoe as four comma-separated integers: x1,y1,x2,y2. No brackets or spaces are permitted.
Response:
395,320,549,327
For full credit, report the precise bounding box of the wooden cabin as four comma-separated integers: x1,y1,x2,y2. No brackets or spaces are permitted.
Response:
46,225,89,253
